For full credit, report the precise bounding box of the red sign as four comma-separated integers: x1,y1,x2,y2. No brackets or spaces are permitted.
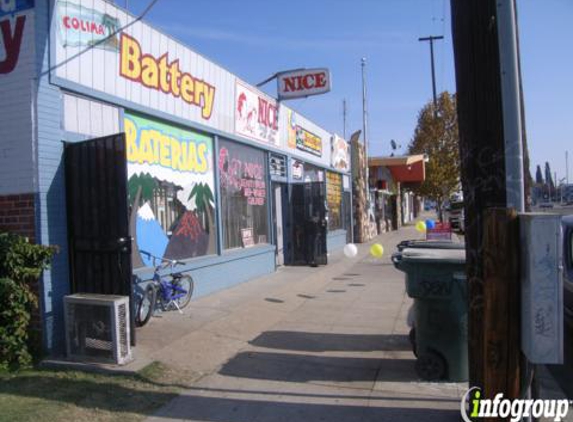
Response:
426,222,452,241
277,68,331,100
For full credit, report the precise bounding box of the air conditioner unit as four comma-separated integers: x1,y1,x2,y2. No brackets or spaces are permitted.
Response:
64,294,132,365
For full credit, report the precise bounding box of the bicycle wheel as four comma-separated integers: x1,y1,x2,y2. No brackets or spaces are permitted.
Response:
135,285,156,327
173,275,194,309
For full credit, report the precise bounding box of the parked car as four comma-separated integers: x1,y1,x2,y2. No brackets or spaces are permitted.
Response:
539,202,554,209
549,216,573,396
448,200,465,234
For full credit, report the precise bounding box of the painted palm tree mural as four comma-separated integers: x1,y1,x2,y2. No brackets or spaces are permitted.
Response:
125,112,217,268
189,182,216,248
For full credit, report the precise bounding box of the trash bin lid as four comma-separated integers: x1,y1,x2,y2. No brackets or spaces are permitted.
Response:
401,247,466,264
397,239,465,250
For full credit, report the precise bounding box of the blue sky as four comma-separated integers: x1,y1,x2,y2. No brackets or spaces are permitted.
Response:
127,0,572,182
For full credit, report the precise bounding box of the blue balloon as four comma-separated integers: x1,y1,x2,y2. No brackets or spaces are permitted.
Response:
425,219,435,230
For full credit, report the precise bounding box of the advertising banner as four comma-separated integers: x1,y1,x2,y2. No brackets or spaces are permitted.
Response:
0,0,34,75
287,109,322,157
53,0,235,133
56,1,120,50
331,134,350,172
0,0,34,18
235,80,279,146
326,171,342,229
124,112,217,267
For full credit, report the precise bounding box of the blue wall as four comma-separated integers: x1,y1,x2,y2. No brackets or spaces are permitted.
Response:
133,245,276,298
35,0,69,354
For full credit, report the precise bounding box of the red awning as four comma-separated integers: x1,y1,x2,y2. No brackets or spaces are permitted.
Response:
368,155,426,183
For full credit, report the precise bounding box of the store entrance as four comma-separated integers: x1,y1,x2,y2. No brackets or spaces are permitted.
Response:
64,133,135,344
289,182,328,266
272,183,287,266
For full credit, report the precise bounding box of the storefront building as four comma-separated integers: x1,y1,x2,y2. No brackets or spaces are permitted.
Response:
0,0,352,353
368,155,426,232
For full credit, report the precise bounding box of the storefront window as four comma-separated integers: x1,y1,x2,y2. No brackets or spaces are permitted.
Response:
326,171,343,231
125,112,217,267
303,162,324,183
219,140,269,249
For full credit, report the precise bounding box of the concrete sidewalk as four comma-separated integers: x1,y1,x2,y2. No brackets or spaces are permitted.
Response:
136,225,466,422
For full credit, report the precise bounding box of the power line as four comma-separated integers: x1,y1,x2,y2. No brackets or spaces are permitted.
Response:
40,0,161,78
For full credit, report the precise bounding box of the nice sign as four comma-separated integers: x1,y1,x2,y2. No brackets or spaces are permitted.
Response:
277,68,331,100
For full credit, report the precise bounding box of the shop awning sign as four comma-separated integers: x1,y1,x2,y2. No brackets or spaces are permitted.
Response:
277,68,331,100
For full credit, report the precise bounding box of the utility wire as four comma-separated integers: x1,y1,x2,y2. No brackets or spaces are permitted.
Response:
39,0,161,78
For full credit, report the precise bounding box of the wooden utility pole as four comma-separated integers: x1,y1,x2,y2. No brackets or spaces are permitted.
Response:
451,0,524,401
483,209,521,398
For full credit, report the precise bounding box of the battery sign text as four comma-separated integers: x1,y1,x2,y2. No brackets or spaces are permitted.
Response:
120,33,216,120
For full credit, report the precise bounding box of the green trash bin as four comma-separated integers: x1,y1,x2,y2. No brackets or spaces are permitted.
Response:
392,247,467,382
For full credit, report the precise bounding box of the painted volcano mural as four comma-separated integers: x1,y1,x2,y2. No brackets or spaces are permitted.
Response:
125,112,217,268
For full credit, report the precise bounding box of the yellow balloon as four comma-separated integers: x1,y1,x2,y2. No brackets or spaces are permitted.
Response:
370,243,384,258
415,221,427,232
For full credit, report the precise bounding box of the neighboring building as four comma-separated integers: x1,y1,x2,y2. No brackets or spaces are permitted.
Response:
368,155,427,233
0,1,352,354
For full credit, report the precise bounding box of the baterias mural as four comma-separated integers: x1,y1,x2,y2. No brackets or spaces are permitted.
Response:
124,112,217,267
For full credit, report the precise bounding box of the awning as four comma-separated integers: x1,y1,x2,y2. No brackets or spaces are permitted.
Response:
369,154,426,183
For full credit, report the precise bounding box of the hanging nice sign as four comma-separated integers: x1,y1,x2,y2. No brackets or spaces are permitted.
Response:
277,68,331,100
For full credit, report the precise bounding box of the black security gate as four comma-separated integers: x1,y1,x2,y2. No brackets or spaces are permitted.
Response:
64,133,134,342
288,182,328,266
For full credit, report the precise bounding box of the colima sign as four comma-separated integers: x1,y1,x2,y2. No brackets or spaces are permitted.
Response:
277,68,331,100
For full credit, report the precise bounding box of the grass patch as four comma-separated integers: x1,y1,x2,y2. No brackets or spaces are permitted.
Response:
0,362,192,422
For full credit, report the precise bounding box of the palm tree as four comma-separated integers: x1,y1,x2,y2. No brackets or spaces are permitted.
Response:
188,183,216,252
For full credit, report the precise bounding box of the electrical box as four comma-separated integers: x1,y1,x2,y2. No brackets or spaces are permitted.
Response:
520,213,563,364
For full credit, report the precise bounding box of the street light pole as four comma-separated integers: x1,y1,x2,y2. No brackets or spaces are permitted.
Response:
361,58,368,161
566,150,569,185
343,99,347,140
361,58,370,227
418,35,444,116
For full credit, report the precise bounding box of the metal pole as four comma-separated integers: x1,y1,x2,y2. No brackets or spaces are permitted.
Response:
419,35,444,116
361,58,370,234
343,99,347,140
497,0,524,213
566,151,569,185
361,58,368,160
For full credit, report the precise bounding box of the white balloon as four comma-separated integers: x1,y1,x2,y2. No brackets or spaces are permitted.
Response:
343,243,358,258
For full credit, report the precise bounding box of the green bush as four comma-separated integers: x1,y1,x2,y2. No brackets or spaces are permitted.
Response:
0,233,56,370
0,233,57,284
0,278,36,370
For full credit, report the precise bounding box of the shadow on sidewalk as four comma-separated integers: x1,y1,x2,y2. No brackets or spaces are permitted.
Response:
249,331,412,353
153,394,461,422
219,351,420,383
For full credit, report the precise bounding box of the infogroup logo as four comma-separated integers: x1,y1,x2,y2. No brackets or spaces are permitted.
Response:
461,387,570,422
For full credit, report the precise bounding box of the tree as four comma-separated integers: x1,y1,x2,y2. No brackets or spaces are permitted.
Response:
545,161,554,190
535,165,544,185
408,91,461,218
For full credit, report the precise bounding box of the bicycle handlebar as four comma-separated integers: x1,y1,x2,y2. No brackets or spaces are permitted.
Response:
140,250,184,267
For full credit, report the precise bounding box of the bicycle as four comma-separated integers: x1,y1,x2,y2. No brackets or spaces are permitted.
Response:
135,250,194,327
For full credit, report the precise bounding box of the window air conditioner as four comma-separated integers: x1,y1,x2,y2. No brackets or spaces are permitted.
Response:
64,294,132,365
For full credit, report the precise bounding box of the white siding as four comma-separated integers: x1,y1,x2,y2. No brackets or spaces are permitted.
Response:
62,92,120,137
54,0,235,134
